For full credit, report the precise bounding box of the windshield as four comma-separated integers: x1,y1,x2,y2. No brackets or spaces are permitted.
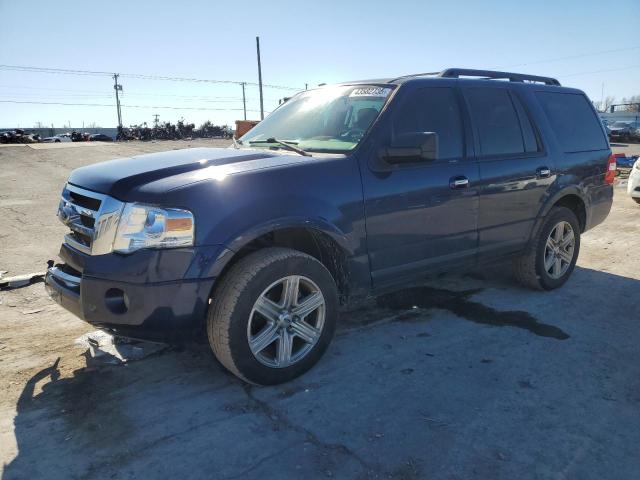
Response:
240,85,394,153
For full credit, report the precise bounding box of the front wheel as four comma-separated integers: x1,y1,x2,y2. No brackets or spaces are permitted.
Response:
207,247,338,385
513,206,581,290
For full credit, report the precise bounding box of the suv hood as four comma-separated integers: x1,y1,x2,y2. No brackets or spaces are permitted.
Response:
68,147,309,200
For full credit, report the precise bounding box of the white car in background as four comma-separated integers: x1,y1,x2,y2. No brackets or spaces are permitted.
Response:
628,159,640,205
41,133,72,143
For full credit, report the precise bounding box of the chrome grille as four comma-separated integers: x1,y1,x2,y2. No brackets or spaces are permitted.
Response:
57,184,124,255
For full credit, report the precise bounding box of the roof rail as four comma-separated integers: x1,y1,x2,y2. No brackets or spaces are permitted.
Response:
388,71,441,83
438,68,561,86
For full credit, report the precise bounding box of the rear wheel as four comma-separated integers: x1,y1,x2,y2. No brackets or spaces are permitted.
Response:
513,206,581,290
207,247,338,385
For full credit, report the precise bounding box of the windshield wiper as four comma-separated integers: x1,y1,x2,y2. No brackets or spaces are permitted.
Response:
248,137,311,157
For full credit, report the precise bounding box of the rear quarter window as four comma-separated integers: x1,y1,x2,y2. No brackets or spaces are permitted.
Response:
536,91,608,152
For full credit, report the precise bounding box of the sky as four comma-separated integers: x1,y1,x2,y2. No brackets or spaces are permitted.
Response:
0,0,639,129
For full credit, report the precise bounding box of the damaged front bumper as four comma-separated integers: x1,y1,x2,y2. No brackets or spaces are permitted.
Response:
45,243,233,341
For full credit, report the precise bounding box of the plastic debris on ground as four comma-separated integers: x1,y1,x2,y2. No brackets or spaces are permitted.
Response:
0,272,45,290
74,330,168,365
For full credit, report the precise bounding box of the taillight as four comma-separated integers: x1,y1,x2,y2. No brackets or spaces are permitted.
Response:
605,154,616,185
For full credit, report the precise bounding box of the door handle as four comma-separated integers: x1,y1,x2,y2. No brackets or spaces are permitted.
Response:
449,176,469,189
536,167,551,179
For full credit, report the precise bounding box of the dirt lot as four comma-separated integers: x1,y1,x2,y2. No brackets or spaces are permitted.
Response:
1,140,639,480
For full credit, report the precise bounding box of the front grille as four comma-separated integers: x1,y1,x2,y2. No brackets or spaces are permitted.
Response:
57,184,124,255
68,190,102,211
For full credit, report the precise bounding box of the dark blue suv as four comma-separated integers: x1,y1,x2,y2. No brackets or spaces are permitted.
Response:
46,69,615,384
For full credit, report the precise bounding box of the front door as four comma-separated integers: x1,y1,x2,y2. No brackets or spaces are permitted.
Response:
359,83,480,288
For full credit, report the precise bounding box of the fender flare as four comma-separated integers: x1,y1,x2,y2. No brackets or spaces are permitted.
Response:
203,216,354,280
528,186,588,245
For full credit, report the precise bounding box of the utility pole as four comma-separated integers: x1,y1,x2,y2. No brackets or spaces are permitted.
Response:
241,82,247,120
153,114,160,127
113,73,123,129
256,36,264,120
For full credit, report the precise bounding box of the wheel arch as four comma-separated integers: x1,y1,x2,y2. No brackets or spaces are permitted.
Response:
212,219,353,302
528,187,588,247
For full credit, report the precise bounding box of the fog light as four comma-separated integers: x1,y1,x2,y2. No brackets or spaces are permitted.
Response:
105,288,129,315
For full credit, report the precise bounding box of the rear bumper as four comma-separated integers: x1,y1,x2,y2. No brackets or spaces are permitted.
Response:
585,184,613,231
45,243,233,341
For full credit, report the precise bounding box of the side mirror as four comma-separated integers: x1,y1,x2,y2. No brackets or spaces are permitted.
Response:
381,132,439,164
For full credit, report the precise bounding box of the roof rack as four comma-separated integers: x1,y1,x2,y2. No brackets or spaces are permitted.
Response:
390,68,561,86
439,68,560,86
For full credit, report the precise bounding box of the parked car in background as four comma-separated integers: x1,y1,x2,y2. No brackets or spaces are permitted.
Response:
46,68,614,384
88,133,114,142
0,129,40,144
628,158,640,204
608,121,640,142
42,133,73,143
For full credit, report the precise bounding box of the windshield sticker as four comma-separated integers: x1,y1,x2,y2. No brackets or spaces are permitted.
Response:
349,87,392,98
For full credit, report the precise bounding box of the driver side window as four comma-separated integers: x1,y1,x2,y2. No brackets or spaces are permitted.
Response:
392,87,464,160
346,100,382,132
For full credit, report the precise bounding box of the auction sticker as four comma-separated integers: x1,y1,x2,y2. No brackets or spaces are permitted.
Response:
349,87,392,98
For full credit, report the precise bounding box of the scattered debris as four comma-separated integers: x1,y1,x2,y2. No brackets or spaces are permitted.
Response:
0,272,45,290
22,308,44,315
74,330,168,364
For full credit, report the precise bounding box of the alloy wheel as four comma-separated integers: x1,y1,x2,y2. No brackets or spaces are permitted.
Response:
544,221,575,279
247,275,325,368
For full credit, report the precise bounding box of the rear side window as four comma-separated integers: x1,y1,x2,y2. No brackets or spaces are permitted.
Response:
465,88,526,156
511,94,539,153
536,92,608,152
392,87,464,160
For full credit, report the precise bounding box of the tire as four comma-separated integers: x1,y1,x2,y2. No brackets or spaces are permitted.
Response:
207,247,338,385
513,206,581,290
633,198,640,205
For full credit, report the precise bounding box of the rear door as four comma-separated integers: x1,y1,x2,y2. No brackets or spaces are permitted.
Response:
360,83,480,288
462,85,553,257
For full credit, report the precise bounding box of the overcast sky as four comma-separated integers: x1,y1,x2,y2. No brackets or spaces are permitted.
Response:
1,0,639,129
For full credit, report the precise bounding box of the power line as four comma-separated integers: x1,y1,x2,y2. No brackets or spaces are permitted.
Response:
0,64,302,91
0,92,274,104
0,100,264,112
0,85,281,102
496,46,640,69
558,65,640,78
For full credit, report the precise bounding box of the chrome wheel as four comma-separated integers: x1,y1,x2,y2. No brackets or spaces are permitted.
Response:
544,221,575,279
247,275,325,368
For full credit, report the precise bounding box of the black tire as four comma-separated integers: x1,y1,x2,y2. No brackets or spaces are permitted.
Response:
513,206,581,290
207,247,338,385
633,198,640,205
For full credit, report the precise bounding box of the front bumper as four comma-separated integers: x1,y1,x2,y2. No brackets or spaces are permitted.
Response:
45,243,233,341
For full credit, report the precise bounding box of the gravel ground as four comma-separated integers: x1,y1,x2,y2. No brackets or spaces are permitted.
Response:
1,140,639,480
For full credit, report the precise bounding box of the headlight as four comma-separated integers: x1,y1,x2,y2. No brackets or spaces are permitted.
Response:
112,203,194,254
